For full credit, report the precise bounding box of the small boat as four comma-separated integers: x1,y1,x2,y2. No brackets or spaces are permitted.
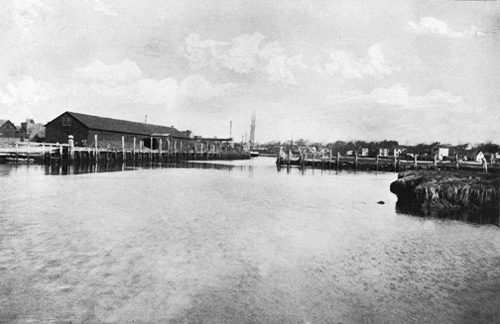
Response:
250,151,259,157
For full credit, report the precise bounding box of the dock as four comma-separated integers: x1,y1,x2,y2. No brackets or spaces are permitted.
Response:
275,148,499,173
0,140,250,168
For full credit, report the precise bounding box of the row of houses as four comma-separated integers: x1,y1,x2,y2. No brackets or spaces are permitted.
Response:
0,119,46,143
349,146,499,162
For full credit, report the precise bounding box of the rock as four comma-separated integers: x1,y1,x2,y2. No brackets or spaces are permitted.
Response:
377,201,385,204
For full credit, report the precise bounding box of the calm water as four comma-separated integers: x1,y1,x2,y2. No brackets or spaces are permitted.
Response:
1,158,499,324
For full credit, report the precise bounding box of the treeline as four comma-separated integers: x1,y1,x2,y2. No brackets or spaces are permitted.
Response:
256,139,500,157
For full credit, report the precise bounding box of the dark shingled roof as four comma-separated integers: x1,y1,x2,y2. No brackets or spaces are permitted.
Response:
50,112,183,137
0,120,15,129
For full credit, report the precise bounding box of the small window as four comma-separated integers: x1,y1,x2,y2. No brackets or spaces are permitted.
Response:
62,116,71,127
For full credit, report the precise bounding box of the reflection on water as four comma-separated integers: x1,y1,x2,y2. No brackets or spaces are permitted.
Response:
36,160,253,176
0,158,499,324
396,201,500,227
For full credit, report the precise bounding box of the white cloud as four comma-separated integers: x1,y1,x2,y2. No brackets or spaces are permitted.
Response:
179,75,235,100
184,32,304,84
74,59,142,83
408,17,485,38
184,33,229,70
11,0,55,31
368,85,463,107
0,76,53,105
325,44,395,79
184,32,264,73
260,42,305,85
73,59,234,107
89,77,179,108
222,33,265,73
93,0,118,17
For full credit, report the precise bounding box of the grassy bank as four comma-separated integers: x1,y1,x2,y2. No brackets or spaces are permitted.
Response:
390,170,499,215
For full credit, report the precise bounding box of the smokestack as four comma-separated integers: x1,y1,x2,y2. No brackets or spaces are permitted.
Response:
145,115,148,123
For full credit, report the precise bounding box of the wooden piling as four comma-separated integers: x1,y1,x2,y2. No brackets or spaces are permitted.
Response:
329,150,332,170
376,154,379,171
122,136,125,162
159,138,163,161
355,153,358,170
15,143,18,163
95,135,98,163
337,152,340,170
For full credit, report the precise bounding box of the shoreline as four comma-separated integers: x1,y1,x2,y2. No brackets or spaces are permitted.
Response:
390,170,499,225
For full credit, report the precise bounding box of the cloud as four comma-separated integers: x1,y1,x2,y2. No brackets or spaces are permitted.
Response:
10,0,55,31
74,59,142,83
89,77,179,107
93,0,118,16
0,76,53,105
368,85,463,107
260,42,305,85
184,32,264,73
179,75,236,100
184,32,303,84
184,33,229,70
325,44,396,79
408,17,485,38
222,33,265,73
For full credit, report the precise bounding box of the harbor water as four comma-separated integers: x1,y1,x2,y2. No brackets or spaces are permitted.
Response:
1,157,499,323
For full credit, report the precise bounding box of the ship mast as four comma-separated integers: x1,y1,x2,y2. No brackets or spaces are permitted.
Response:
250,112,256,148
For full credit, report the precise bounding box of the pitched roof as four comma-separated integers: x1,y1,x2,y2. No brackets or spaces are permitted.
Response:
49,112,183,137
0,120,15,129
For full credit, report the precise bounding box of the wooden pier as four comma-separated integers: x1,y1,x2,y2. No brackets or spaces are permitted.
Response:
0,139,250,167
276,148,499,173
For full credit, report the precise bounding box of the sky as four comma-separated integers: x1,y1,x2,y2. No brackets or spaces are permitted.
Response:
0,0,499,145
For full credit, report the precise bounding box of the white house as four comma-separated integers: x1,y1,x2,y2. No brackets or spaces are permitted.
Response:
434,147,449,160
378,148,389,157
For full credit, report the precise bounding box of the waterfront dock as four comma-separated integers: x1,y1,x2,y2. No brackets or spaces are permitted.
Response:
0,141,250,166
276,150,499,173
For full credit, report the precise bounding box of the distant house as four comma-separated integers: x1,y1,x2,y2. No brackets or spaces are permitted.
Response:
14,119,46,141
45,111,190,149
22,119,46,141
361,148,369,157
433,147,450,161
0,120,17,138
392,147,406,157
378,148,389,157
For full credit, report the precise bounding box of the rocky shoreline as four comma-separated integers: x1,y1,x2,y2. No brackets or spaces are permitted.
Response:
390,170,499,224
